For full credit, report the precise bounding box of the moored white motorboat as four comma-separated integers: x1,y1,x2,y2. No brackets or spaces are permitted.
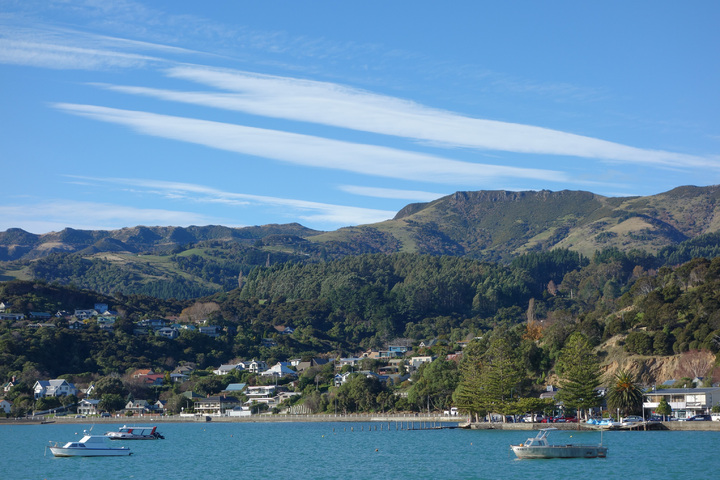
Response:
49,432,132,457
511,428,608,459
105,425,165,440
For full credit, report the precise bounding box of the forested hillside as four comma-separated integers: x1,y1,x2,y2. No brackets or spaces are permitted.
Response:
2,249,720,384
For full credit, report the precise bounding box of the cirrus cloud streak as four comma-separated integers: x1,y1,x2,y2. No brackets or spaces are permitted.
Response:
54,103,568,185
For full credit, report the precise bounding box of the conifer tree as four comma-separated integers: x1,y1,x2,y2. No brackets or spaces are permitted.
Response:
556,332,602,421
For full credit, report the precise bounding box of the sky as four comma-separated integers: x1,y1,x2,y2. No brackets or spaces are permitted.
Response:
1,1,719,234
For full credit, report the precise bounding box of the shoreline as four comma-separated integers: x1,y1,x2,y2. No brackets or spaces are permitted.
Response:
3,414,720,431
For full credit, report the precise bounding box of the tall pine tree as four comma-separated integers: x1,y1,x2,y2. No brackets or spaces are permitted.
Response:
556,332,602,420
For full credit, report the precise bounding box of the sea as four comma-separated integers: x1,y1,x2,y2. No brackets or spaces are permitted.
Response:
2,421,719,480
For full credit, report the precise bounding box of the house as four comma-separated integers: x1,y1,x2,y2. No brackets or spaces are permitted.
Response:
273,325,295,335
96,316,116,327
77,398,101,416
33,379,78,399
154,400,166,413
245,385,277,398
295,358,330,373
261,338,278,347
156,327,179,339
124,400,153,414
260,363,298,378
137,318,167,330
387,344,411,354
0,313,25,321
74,309,97,320
408,356,434,372
142,374,165,386
336,357,362,370
240,359,268,374
174,364,196,375
193,395,240,415
94,303,109,313
213,363,245,376
0,302,6,312
170,373,189,383
540,385,559,401
0,398,11,413
224,383,247,394
131,369,155,378
3,377,18,393
334,371,384,387
644,387,720,419
29,312,52,320
227,405,252,417
446,352,463,362
68,320,86,330
199,325,221,337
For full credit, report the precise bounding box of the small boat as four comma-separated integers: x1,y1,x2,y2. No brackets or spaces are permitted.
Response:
511,428,608,459
49,432,132,457
106,425,165,440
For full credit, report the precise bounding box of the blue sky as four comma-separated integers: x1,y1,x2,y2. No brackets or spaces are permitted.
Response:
1,1,719,234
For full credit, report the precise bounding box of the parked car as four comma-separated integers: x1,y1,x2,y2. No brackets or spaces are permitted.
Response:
686,414,712,421
622,415,644,423
100,412,111,418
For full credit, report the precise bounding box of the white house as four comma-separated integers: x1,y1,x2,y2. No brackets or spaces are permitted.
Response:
74,309,97,320
33,379,77,399
260,362,297,378
245,385,277,399
77,398,100,416
240,359,268,374
0,398,11,413
644,387,720,419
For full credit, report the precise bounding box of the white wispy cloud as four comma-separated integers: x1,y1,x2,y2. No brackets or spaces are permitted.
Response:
0,200,219,234
339,185,447,202
0,25,208,70
66,176,397,227
98,66,716,169
54,103,568,185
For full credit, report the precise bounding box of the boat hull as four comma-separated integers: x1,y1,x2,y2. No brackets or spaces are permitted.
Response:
511,445,608,459
49,447,132,457
106,433,160,440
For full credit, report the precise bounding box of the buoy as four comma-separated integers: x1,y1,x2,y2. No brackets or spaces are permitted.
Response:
375,449,379,452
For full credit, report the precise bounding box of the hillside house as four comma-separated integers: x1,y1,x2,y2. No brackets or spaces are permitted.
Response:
33,379,77,399
213,364,245,376
0,398,11,413
157,327,179,339
260,362,297,378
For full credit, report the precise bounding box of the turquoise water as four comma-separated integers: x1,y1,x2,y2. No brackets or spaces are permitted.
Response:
3,422,719,480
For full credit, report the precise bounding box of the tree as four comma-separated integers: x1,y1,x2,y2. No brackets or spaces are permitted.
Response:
655,397,672,420
606,370,644,418
477,336,523,420
408,359,460,411
555,333,602,420
92,376,126,398
98,393,126,413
